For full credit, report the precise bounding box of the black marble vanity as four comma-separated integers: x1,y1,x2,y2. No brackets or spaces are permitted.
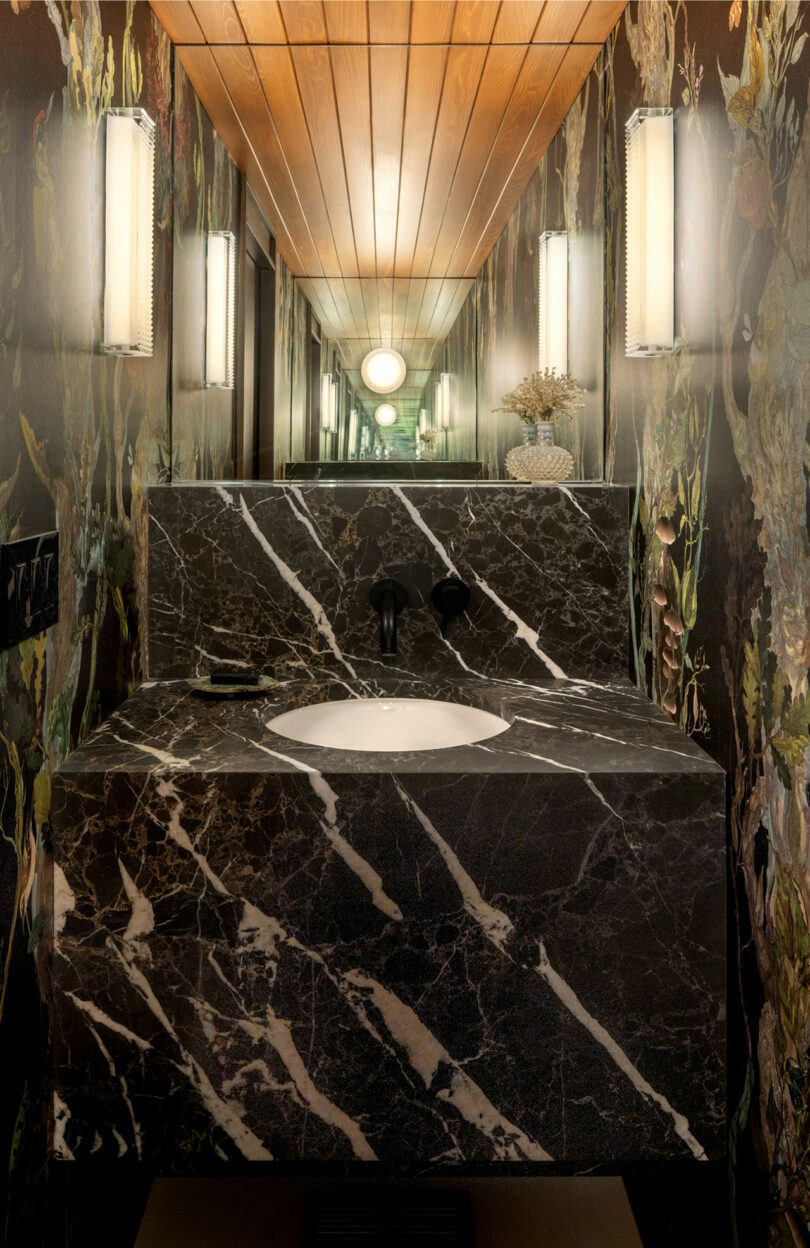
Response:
51,484,725,1170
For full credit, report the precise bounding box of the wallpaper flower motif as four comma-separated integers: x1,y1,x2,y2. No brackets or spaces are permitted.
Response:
607,2,810,1240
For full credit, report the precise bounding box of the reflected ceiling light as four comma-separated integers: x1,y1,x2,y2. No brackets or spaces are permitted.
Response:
103,108,155,355
205,231,236,388
361,347,407,393
374,403,398,427
625,107,674,356
538,231,568,375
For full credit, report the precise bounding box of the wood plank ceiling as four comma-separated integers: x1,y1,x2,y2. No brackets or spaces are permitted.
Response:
150,1,626,411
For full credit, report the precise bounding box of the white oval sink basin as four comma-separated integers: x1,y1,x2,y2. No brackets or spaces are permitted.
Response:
268,698,510,752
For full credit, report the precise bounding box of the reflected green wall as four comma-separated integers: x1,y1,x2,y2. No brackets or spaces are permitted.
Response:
171,60,241,480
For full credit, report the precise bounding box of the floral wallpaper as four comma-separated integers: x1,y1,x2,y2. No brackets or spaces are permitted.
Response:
605,2,810,1242
0,2,241,1241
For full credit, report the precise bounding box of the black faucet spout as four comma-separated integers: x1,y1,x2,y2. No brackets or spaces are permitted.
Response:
368,578,409,656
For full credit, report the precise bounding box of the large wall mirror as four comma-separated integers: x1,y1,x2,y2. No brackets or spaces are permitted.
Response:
170,30,609,484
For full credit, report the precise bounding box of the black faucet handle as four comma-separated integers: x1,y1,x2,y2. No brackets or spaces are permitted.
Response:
431,577,470,636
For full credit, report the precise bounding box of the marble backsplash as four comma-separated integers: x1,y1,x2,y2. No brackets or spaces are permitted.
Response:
147,483,628,683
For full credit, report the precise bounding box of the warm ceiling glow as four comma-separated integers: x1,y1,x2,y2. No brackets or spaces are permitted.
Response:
361,347,407,394
374,403,398,427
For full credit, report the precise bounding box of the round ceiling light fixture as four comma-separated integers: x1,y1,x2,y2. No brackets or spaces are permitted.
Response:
374,403,398,427
361,347,407,394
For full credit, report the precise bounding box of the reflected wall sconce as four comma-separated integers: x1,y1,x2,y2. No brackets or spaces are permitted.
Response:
537,231,568,374
374,403,398,427
103,108,155,356
330,381,338,434
625,107,674,356
361,347,407,393
205,231,236,388
435,373,451,430
418,408,428,434
348,407,358,452
321,374,336,432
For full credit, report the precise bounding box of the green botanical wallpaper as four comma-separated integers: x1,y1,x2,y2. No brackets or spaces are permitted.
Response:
0,2,240,1240
605,2,810,1242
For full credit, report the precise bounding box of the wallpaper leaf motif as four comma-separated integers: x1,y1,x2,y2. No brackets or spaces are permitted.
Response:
609,1,810,1238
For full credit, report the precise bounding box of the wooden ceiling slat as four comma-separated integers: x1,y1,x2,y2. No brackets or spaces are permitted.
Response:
428,44,526,278
158,0,627,351
342,280,372,344
233,1,287,43
573,0,626,42
211,44,322,274
367,1,411,44
189,0,246,42
376,276,396,342
253,47,341,275
322,0,368,42
290,46,358,276
177,46,300,268
447,42,565,275
149,2,205,44
411,44,488,277
409,1,455,43
450,1,500,43
466,44,598,272
394,46,448,277
414,280,444,338
533,1,589,42
370,46,408,279
360,277,382,341
278,0,328,43
491,1,546,43
331,47,377,276
403,278,427,340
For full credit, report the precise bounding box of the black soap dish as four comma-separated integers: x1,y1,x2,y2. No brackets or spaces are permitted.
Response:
188,672,278,699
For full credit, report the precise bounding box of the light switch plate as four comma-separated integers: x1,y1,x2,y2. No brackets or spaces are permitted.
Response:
0,532,59,649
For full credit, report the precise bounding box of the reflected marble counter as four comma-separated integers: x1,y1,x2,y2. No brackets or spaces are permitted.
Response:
52,676,725,1169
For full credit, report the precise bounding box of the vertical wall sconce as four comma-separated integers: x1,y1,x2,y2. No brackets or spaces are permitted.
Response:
103,108,155,356
418,408,428,434
205,231,236,388
435,374,451,430
537,231,568,374
330,381,338,434
321,374,333,432
348,407,358,455
625,107,674,356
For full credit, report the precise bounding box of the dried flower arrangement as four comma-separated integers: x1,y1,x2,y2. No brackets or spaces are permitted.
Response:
497,368,586,425
420,428,439,445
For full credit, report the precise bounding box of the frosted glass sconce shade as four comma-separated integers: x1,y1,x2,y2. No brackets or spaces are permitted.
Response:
361,347,407,393
435,373,451,429
103,108,155,356
330,381,338,433
374,403,398,427
205,231,236,388
625,108,674,356
321,374,333,430
537,231,568,374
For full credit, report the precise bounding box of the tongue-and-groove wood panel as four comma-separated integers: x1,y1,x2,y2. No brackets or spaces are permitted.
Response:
151,0,624,359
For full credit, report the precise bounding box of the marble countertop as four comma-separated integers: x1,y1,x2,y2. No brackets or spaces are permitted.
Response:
58,676,722,777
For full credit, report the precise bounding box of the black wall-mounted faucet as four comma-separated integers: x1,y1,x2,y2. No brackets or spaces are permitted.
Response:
368,579,409,655
431,577,470,636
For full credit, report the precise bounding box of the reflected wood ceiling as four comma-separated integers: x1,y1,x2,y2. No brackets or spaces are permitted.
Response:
150,1,625,397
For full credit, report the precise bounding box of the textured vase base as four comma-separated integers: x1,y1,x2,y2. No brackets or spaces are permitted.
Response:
505,443,575,483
